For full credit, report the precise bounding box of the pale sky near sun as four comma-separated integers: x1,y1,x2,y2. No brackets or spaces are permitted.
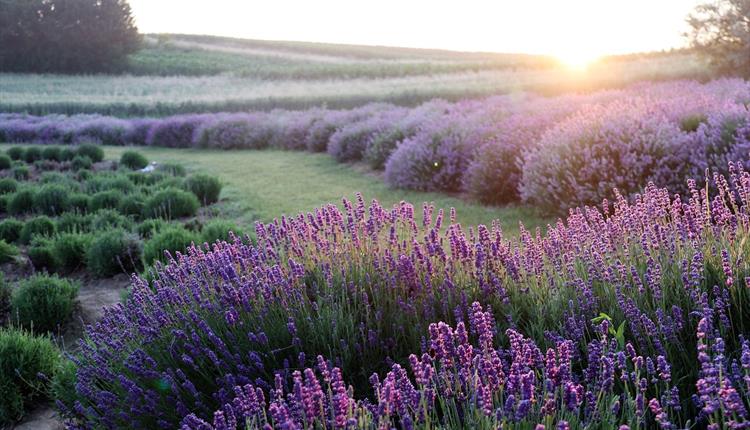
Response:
129,0,702,63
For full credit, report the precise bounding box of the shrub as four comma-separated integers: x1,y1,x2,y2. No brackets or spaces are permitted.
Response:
463,140,524,205
57,212,92,233
39,171,68,185
53,233,93,271
84,174,135,194
683,111,750,181
0,240,18,264
75,121,130,146
145,115,209,148
126,171,160,186
193,114,271,149
267,111,320,150
384,124,474,192
41,146,62,161
142,188,199,220
86,229,143,277
90,209,133,231
0,328,60,425
70,155,92,171
50,359,77,418
60,147,76,161
0,196,6,214
22,146,41,163
33,184,70,216
136,219,166,239
27,237,58,272
33,159,57,171
520,103,689,213
0,274,9,318
0,154,11,170
182,218,203,233
156,162,186,177
0,219,23,243
19,216,56,244
183,174,221,205
75,143,104,163
364,128,408,170
6,147,24,161
152,176,183,190
0,178,18,195
68,193,91,213
75,167,92,181
124,119,156,146
8,189,35,215
143,226,198,265
327,113,400,162
305,111,349,152
12,166,29,181
11,275,78,333
200,219,245,245
119,151,148,170
89,190,122,212
117,194,145,218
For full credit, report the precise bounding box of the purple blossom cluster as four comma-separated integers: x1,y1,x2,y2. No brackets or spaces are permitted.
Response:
59,161,750,428
4,79,748,210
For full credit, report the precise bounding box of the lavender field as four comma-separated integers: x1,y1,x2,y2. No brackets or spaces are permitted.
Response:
2,0,750,428
3,78,749,214
2,75,750,429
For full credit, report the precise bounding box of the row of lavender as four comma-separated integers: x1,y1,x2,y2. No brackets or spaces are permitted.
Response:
57,163,750,429
2,79,749,212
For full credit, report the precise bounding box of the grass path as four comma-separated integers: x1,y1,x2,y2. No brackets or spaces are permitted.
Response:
101,147,554,236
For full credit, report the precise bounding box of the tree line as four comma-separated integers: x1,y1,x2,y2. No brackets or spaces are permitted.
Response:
0,0,140,73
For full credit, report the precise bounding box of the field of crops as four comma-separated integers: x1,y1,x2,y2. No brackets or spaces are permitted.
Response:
11,157,750,429
0,35,706,115
2,28,750,430
4,78,749,215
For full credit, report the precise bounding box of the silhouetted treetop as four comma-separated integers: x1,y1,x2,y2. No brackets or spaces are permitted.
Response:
0,0,141,73
686,0,750,77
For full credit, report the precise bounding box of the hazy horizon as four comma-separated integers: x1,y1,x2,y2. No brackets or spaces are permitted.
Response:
130,0,703,65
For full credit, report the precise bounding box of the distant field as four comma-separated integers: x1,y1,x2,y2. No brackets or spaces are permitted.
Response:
128,34,558,79
86,146,553,236
0,34,708,116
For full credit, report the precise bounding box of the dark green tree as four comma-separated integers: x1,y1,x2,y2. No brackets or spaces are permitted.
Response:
686,0,750,77
0,0,141,73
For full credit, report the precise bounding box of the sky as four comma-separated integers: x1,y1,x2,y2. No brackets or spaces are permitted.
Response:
129,0,702,64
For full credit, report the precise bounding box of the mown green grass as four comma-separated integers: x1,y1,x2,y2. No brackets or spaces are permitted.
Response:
95,146,553,236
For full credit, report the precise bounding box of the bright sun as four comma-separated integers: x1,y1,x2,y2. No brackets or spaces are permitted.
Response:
556,50,601,71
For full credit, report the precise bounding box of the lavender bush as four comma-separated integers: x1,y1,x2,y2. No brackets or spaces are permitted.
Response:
303,110,352,152
520,98,691,213
146,114,213,148
2,79,749,210
59,163,750,428
327,107,406,162
683,108,750,179
384,114,481,191
193,114,274,150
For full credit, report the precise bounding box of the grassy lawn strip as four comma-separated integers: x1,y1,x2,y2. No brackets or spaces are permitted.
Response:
93,146,553,236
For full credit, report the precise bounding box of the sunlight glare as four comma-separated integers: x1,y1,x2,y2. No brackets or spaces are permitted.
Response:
556,50,601,71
